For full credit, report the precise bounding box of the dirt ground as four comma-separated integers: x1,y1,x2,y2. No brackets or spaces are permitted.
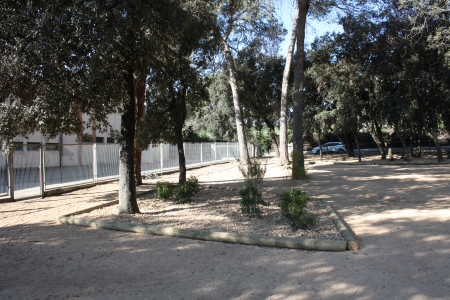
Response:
1,152,449,299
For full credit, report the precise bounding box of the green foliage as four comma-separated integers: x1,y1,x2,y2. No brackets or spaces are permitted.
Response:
155,181,175,200
238,158,266,186
238,159,268,217
253,129,273,155
174,176,200,204
239,184,268,216
156,176,200,204
280,188,316,230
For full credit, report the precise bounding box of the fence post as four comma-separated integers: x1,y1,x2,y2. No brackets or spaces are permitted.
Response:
7,152,14,201
226,142,229,162
200,143,203,164
160,143,164,176
39,144,45,198
93,142,98,183
215,142,217,161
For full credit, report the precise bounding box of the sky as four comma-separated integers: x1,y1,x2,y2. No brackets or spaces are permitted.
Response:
276,2,343,55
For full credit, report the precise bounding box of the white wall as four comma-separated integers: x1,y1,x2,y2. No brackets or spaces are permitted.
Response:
12,112,121,146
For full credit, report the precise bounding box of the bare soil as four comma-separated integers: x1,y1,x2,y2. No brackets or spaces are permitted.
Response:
1,151,449,299
79,186,344,241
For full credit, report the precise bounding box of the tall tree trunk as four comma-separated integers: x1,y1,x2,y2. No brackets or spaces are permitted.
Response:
396,129,410,162
118,68,140,214
318,129,323,160
268,124,280,157
176,90,188,184
134,76,146,186
221,42,249,163
292,0,309,179
355,133,361,162
430,129,443,162
370,122,386,159
344,132,355,157
279,4,299,166
176,130,187,184
77,112,83,167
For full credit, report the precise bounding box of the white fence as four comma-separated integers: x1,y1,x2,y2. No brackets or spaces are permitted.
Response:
0,142,254,200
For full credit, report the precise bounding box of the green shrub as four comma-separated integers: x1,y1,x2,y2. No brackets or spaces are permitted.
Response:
155,181,174,200
238,158,266,186
238,159,267,217
155,176,200,203
185,176,200,193
280,188,316,230
239,183,268,217
173,176,200,204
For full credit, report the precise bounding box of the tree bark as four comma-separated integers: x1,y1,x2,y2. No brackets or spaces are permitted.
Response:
279,4,299,166
292,0,309,179
175,89,188,184
430,129,443,162
344,132,355,157
176,131,187,184
397,130,410,162
268,124,280,157
118,68,140,214
221,41,249,163
370,122,386,159
355,133,361,162
318,128,323,160
134,76,146,186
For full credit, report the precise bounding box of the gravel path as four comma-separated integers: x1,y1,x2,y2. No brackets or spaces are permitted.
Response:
1,154,449,299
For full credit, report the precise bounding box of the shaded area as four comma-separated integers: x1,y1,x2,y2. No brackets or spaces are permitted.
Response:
0,160,449,299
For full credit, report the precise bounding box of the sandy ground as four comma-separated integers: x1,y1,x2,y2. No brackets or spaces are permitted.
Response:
1,153,449,299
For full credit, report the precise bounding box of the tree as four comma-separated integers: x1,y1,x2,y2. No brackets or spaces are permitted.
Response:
135,2,215,184
0,0,212,213
235,47,286,157
191,72,238,142
400,0,450,57
279,4,300,166
291,0,310,178
213,0,283,163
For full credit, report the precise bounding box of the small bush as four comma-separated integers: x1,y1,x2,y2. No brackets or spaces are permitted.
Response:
238,159,267,217
280,188,316,230
155,181,174,200
155,176,200,203
173,176,200,204
185,176,200,194
238,159,266,186
239,183,268,217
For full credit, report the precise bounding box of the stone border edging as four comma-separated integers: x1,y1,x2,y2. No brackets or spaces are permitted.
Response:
321,200,358,251
57,188,354,252
58,215,348,251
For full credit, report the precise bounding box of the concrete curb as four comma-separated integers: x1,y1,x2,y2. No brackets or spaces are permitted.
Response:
58,188,355,252
321,200,358,251
58,216,348,251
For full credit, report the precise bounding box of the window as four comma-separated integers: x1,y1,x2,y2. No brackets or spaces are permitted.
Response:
26,143,40,151
95,137,104,144
45,143,59,151
82,134,92,143
107,137,116,144
14,142,24,151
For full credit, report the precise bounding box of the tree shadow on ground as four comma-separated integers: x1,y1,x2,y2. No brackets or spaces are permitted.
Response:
1,162,449,299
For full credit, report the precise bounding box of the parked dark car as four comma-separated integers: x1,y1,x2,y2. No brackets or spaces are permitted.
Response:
311,142,346,154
